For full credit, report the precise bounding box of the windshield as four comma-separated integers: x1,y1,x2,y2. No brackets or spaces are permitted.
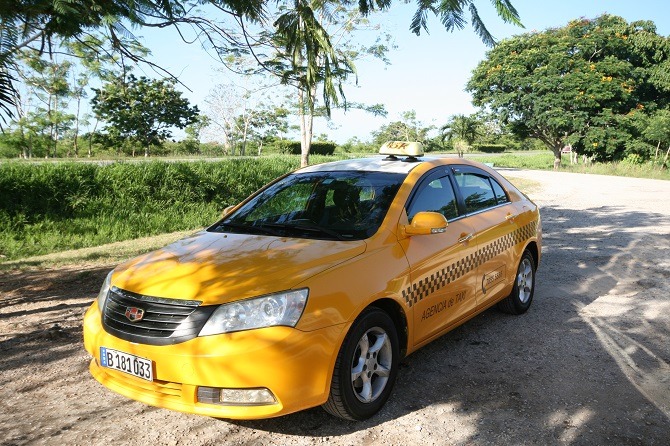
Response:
208,171,405,240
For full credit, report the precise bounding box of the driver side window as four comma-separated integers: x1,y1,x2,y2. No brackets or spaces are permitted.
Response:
407,176,459,222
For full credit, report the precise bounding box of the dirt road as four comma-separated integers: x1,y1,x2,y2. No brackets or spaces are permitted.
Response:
1,169,669,445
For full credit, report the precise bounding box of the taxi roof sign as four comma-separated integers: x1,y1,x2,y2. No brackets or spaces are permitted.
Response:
379,141,424,158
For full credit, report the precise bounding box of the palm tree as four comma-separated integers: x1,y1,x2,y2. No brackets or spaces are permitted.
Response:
243,1,522,167
440,114,481,157
272,0,355,167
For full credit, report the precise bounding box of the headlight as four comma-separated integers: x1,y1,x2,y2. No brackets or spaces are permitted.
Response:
199,289,308,336
96,270,113,312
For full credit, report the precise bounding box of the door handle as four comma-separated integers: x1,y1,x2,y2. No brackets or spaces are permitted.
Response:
458,233,474,243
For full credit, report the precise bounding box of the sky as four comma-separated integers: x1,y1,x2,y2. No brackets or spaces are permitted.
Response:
135,0,670,143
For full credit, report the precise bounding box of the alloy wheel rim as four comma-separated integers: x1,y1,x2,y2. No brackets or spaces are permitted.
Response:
517,258,533,304
351,327,392,403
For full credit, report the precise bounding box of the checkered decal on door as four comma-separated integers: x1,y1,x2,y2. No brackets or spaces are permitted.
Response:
402,253,478,307
403,220,538,308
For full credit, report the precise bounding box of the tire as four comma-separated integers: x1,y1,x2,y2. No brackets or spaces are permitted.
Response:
498,250,536,315
322,307,399,420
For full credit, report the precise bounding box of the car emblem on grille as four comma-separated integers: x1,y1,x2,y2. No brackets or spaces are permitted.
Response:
125,307,145,322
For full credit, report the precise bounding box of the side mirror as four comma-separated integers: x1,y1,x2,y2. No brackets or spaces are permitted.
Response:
403,211,448,236
222,205,236,218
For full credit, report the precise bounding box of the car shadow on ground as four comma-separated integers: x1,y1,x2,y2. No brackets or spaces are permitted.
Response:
0,266,109,374
229,204,670,443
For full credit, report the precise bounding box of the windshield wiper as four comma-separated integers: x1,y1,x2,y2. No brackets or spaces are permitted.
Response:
261,221,348,241
217,221,281,236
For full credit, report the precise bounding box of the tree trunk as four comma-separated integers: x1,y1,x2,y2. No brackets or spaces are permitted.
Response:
552,145,562,170
298,88,309,167
88,119,98,158
47,95,55,158
241,118,249,156
663,145,670,166
73,95,81,158
300,111,313,168
19,125,28,159
28,134,33,159
299,84,317,168
53,123,59,158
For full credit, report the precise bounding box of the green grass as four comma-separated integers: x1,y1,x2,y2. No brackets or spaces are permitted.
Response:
0,157,306,261
472,152,670,180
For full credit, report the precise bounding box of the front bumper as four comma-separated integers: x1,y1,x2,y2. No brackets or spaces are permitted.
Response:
83,302,346,419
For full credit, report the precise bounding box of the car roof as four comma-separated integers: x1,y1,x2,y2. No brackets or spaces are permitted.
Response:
296,156,439,175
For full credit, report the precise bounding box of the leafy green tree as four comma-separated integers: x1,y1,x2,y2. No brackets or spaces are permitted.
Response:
643,110,670,166
247,107,291,155
258,1,379,167
14,47,75,157
467,15,670,167
176,115,211,155
0,0,158,124
371,110,432,147
65,35,150,157
0,0,266,127
92,74,199,156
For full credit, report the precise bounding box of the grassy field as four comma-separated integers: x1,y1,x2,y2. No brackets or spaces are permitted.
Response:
473,151,670,180
0,157,303,261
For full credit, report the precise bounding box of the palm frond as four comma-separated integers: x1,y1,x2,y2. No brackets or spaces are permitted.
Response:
0,67,17,129
491,0,523,27
437,0,467,31
218,0,267,22
469,3,495,47
410,0,436,35
0,20,20,127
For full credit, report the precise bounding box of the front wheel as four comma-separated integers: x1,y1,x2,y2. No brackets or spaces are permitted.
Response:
322,308,399,420
498,250,536,315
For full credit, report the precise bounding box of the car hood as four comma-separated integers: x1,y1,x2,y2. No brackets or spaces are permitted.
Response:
111,231,367,305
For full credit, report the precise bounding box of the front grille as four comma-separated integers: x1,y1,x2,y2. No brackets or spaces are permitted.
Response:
102,287,216,345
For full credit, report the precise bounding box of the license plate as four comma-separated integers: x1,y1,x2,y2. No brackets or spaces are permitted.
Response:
100,347,153,381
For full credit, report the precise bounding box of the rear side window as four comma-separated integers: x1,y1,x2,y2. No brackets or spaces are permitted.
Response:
454,172,497,214
491,178,509,204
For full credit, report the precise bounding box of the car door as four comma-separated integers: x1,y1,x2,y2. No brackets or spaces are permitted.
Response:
452,166,518,310
399,168,479,346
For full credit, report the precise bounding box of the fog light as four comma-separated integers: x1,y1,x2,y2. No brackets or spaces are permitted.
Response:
221,388,276,405
198,387,276,406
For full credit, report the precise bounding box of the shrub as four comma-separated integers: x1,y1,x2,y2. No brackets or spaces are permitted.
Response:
473,144,506,153
263,140,336,155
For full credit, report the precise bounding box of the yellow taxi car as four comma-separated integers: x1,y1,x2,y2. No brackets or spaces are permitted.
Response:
83,142,541,421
